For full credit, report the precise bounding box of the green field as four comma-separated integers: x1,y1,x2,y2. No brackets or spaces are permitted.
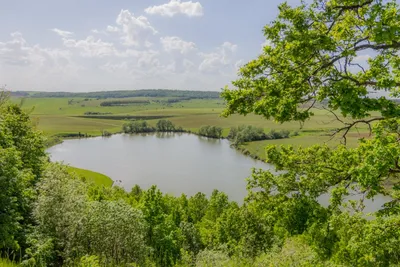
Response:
14,96,367,134
67,166,113,187
11,94,373,163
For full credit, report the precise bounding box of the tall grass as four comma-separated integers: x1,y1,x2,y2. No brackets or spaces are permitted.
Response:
0,258,18,267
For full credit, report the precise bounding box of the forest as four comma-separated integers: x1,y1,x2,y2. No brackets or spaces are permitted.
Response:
2,0,400,266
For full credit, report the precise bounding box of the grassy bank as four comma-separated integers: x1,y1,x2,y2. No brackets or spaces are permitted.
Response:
67,166,113,187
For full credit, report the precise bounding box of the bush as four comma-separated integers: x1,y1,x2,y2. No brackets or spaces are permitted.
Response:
102,130,112,137
123,120,185,134
156,119,176,132
228,125,292,146
122,120,155,133
198,125,223,138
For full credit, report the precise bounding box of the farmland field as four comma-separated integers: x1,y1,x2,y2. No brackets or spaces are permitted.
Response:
12,93,372,156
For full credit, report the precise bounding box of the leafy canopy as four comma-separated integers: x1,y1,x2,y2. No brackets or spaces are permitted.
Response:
223,0,400,122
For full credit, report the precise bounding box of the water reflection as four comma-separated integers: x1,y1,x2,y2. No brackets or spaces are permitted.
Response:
47,133,392,211
48,133,269,202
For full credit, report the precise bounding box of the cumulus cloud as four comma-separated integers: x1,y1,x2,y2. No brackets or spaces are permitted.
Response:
0,32,81,91
145,0,203,17
63,36,116,58
0,32,72,67
199,42,239,74
160,36,196,54
113,10,157,47
100,62,128,73
106,25,119,33
1,9,242,91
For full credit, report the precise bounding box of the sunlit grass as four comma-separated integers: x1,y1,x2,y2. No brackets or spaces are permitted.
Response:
67,166,113,187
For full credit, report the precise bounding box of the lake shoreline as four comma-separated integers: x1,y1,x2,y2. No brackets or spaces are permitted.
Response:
46,130,268,163
47,133,271,202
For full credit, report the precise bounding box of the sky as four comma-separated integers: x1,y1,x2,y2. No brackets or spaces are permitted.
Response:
0,0,301,92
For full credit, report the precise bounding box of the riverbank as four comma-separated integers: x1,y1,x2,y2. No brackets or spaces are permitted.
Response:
67,166,113,187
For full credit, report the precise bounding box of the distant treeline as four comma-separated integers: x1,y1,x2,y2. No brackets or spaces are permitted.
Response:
165,97,192,103
122,120,293,147
77,115,172,121
83,111,113,115
122,120,184,134
197,124,292,145
100,100,150,106
17,89,221,99
228,125,291,146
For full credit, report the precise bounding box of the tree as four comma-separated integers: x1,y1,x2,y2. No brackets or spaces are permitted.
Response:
156,120,176,132
221,0,400,265
198,126,223,139
222,0,400,129
0,102,45,256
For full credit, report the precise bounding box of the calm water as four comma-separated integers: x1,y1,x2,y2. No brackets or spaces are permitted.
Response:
48,133,392,210
48,133,270,202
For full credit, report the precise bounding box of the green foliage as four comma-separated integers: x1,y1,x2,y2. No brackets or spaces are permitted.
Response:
195,249,231,267
228,125,290,146
219,0,400,266
123,120,155,133
254,236,331,267
0,103,45,256
77,255,101,267
123,119,184,134
24,164,148,266
222,0,400,122
100,99,150,106
4,1,400,265
80,201,148,265
156,119,176,132
0,258,19,267
198,125,223,138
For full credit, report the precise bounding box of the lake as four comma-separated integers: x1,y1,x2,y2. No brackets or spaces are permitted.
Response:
48,133,392,210
47,133,270,202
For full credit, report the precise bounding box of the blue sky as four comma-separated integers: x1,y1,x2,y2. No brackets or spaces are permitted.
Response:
0,0,300,91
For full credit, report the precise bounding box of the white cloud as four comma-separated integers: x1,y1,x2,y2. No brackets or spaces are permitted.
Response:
52,28,74,38
137,50,161,68
1,11,241,91
100,62,128,73
183,59,195,70
113,10,157,47
145,0,203,17
160,36,196,54
199,42,238,74
63,36,116,58
106,25,119,33
221,42,237,53
0,32,81,91
234,59,244,70
0,32,72,67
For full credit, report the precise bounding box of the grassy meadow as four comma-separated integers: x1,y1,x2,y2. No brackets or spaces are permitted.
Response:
67,166,113,187
12,94,372,162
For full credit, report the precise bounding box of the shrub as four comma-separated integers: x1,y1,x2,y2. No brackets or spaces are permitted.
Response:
198,126,223,138
122,120,155,133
